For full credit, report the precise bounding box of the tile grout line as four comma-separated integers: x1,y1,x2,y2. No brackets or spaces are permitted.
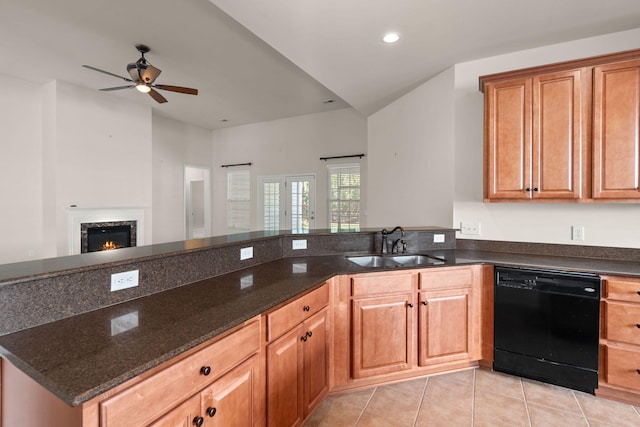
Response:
471,368,476,427
571,390,592,427
353,386,377,426
520,378,534,427
411,377,430,427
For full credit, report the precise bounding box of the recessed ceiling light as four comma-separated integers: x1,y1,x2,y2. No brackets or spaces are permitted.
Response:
382,32,400,44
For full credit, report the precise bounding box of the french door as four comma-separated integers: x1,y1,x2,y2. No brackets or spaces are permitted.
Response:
259,174,315,232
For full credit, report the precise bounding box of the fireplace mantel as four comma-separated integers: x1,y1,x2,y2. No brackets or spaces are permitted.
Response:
67,207,145,255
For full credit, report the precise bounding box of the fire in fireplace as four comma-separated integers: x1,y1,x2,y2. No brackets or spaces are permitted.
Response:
81,221,137,253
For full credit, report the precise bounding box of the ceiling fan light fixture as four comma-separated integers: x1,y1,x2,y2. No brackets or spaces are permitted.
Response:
136,83,151,93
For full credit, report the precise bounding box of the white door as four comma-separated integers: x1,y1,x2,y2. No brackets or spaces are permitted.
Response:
285,175,315,232
258,174,316,232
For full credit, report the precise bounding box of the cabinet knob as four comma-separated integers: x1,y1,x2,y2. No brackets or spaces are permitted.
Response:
301,335,308,342
200,366,211,376
636,291,640,296
525,188,531,192
193,416,204,426
207,407,217,417
533,187,539,192
637,370,640,375
306,331,313,338
303,305,311,312
636,324,640,329
422,301,427,306
407,303,414,308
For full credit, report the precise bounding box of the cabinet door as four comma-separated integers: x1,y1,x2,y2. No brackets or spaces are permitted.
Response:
148,395,201,427
302,308,329,417
593,59,640,199
200,355,260,427
267,325,304,427
352,293,415,378
532,69,585,199
418,288,471,366
485,77,532,199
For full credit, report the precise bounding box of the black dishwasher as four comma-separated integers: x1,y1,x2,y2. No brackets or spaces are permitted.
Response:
494,266,601,394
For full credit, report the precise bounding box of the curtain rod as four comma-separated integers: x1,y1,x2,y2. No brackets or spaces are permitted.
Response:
319,154,365,161
221,162,252,168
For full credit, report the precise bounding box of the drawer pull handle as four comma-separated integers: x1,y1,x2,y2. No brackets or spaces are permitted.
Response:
301,335,308,342
306,331,313,338
207,407,217,417
193,416,204,426
200,366,212,376
303,305,311,312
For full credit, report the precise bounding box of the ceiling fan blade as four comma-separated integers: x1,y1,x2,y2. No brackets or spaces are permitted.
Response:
154,85,198,95
99,85,135,91
148,88,168,104
82,65,134,82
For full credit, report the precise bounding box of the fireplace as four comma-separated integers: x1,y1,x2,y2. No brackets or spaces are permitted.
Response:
81,221,137,253
67,207,145,255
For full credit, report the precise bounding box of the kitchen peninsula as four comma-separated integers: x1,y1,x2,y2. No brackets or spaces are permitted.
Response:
2,228,640,426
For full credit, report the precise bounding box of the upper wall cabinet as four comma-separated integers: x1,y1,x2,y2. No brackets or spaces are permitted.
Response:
480,49,640,202
593,59,640,199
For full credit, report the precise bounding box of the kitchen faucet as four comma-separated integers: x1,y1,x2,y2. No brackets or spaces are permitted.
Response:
380,226,405,254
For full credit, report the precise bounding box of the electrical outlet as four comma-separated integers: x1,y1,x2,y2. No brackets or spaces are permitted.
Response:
571,225,585,241
433,234,445,243
292,239,307,250
460,222,481,235
240,246,253,260
111,270,139,292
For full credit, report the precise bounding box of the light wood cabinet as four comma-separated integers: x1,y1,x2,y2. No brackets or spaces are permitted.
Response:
598,276,640,405
481,48,640,203
265,284,329,427
352,292,415,378
483,69,585,201
100,319,263,427
593,59,640,199
331,266,482,390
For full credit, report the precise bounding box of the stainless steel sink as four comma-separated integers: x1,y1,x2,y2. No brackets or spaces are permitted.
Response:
346,254,445,268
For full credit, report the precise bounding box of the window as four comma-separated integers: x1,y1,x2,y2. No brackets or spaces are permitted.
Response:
328,164,361,232
227,170,250,231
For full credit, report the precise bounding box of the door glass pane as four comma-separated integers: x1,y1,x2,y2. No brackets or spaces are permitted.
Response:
263,181,281,230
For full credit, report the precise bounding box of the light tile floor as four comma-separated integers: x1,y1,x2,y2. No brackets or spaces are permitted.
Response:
303,369,640,426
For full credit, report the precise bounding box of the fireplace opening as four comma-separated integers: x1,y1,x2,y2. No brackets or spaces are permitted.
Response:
81,221,137,253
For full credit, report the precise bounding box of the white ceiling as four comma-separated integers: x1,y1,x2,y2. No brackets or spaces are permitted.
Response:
2,0,640,130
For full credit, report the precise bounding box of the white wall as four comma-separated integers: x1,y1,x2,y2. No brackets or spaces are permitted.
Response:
211,108,367,235
152,114,213,243
53,81,153,255
453,28,640,248
0,74,43,263
367,67,455,228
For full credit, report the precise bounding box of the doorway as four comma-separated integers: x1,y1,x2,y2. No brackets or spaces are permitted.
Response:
184,165,211,239
258,174,316,232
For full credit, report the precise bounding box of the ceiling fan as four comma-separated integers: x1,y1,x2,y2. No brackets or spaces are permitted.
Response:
82,44,198,104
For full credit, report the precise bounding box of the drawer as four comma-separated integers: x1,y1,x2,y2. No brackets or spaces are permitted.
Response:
605,277,640,303
606,301,640,345
100,318,260,427
605,345,640,391
351,273,414,297
267,283,329,341
420,267,472,290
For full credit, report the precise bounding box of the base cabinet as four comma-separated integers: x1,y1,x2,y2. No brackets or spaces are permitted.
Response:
333,266,482,390
599,276,640,405
418,287,472,366
265,284,329,427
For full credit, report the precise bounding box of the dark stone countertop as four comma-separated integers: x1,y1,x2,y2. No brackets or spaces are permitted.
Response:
1,248,640,407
